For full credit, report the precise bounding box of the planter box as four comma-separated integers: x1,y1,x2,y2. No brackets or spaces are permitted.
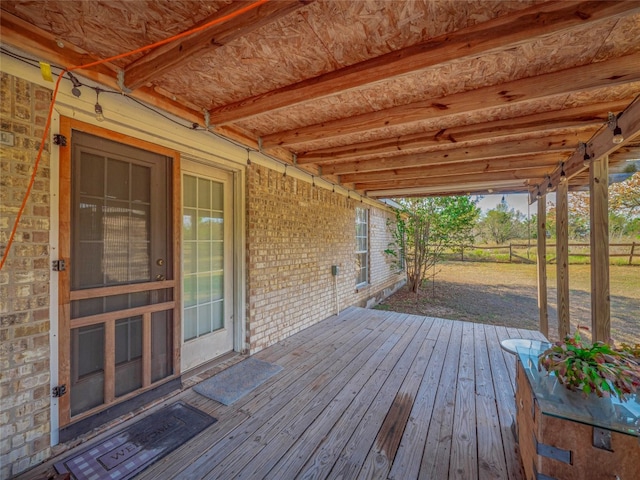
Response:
516,354,640,480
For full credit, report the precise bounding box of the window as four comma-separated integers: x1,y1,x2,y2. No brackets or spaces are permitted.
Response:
355,207,369,287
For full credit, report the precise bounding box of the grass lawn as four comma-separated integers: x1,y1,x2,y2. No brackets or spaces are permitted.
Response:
376,261,640,345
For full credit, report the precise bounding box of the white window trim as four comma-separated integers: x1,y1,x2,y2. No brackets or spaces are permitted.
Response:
355,207,369,288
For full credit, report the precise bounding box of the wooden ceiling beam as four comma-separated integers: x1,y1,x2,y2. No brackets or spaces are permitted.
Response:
208,1,640,125
339,156,562,184
356,169,548,191
297,100,630,163
531,97,640,202
322,134,583,176
367,180,530,198
263,53,640,147
124,0,312,91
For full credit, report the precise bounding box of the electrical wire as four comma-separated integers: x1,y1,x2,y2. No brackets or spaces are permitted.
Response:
0,0,270,270
2,45,334,179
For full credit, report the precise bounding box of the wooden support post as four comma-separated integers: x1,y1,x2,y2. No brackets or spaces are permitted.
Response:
589,155,610,343
556,179,570,339
536,196,548,338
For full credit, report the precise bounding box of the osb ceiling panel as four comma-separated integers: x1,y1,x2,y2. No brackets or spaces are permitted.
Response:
593,12,640,60
160,0,541,109
2,1,232,68
237,16,627,138
1,0,638,197
161,8,328,108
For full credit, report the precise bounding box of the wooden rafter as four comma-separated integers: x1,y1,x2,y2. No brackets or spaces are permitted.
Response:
366,179,529,198
124,0,313,90
339,157,563,184
297,100,631,164
263,53,640,146
208,1,640,125
2,0,637,200
356,169,548,191
320,134,583,176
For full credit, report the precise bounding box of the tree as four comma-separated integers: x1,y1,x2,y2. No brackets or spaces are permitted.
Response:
480,198,526,243
386,196,479,293
550,171,640,241
610,171,640,217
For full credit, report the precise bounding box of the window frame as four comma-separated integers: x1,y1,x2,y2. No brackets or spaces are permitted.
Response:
355,207,369,288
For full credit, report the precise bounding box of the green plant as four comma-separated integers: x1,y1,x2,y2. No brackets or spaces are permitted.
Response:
538,332,640,401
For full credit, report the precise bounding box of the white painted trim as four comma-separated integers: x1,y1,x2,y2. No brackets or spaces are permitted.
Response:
233,168,247,353
180,154,247,354
180,161,235,371
48,111,61,446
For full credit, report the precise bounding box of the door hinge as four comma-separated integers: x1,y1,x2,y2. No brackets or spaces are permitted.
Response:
53,134,67,146
52,385,67,398
52,259,66,271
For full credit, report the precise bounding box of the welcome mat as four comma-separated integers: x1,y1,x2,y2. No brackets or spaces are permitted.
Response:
54,402,216,480
194,357,283,405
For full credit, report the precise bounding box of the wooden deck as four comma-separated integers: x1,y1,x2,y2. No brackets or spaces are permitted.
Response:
134,307,546,480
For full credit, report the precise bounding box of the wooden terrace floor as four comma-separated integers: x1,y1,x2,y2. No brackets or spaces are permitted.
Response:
134,307,546,480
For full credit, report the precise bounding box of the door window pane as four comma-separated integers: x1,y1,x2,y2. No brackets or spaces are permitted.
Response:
183,307,197,342
73,151,152,289
183,174,225,341
184,175,197,208
151,311,172,382
198,177,211,209
106,159,130,200
115,317,142,397
79,153,105,197
70,324,105,416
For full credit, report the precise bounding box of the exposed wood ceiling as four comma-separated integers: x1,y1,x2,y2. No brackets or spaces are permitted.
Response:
2,0,639,199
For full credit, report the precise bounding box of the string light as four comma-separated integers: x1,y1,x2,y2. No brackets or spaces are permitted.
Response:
560,162,567,183
581,142,591,167
246,148,251,166
282,164,287,178
94,88,105,122
67,72,82,97
607,112,624,144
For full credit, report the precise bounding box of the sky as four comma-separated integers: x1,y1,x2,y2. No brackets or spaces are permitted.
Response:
476,193,556,216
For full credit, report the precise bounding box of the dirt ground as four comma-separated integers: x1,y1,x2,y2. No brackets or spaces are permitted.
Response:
375,261,640,346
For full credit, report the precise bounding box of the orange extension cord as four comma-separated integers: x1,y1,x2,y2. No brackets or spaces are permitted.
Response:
0,0,270,270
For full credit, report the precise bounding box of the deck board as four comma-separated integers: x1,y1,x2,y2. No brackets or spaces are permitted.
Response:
132,306,545,480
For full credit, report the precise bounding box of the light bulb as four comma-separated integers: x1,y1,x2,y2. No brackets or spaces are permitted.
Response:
612,126,623,144
94,102,105,122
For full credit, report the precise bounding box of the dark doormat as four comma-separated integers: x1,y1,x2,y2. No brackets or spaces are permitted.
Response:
54,402,216,480
193,357,283,405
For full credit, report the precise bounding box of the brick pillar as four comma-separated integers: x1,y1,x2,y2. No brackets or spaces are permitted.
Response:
0,72,53,477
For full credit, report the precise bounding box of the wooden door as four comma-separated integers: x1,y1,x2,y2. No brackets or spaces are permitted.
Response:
58,125,178,426
180,160,234,372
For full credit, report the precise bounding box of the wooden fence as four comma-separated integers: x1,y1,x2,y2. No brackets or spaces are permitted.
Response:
453,242,638,264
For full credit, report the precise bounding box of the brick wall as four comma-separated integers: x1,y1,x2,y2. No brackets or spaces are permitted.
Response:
0,73,52,478
246,164,404,353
